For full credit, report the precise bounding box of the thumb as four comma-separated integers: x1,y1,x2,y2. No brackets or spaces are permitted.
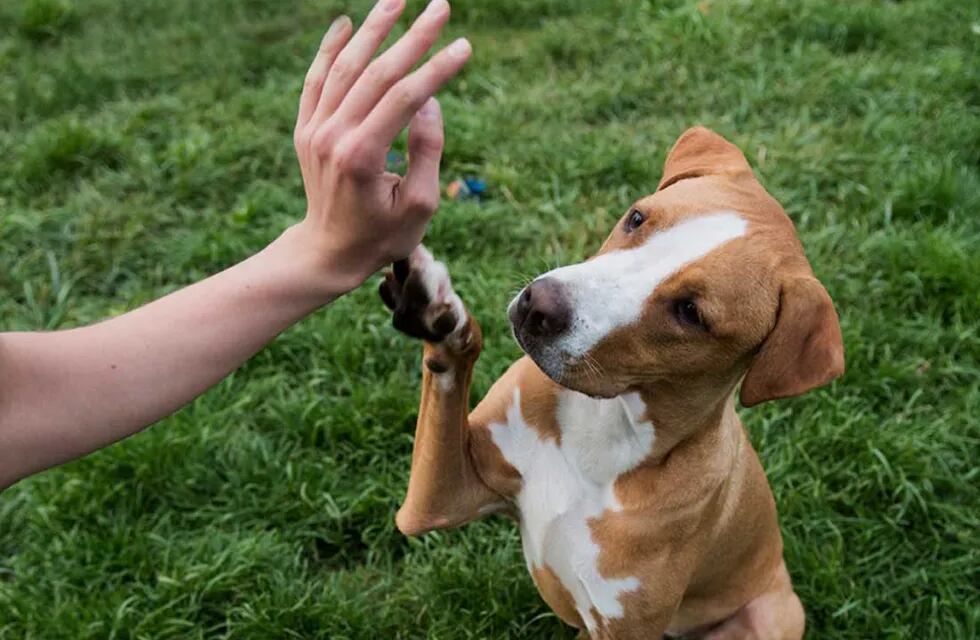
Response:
399,97,444,219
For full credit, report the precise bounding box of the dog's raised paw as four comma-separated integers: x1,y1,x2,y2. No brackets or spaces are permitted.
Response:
379,246,469,347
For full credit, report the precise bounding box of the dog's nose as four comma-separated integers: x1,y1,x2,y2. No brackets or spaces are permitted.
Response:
515,278,571,337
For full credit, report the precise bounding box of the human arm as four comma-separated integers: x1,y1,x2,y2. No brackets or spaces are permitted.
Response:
0,0,470,490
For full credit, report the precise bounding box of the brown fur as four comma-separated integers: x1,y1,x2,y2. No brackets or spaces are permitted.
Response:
389,127,844,638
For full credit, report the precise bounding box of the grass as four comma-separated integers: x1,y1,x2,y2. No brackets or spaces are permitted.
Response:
0,0,977,637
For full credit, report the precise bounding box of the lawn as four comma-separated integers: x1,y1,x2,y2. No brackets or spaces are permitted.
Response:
0,0,978,637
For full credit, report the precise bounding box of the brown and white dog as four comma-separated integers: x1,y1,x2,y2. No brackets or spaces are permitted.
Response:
379,127,844,639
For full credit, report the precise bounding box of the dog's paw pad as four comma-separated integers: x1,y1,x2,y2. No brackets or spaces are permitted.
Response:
380,246,468,345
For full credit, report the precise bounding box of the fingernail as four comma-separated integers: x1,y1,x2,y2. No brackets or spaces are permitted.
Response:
448,37,471,58
382,0,402,12
420,97,439,118
423,0,448,17
325,15,349,39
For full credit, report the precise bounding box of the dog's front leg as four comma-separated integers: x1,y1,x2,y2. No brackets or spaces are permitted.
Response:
380,246,503,535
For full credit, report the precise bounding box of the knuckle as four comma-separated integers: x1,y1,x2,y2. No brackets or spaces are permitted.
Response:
311,126,341,157
364,60,394,90
329,56,356,84
302,71,323,92
414,130,444,152
391,85,417,110
367,20,393,41
333,139,367,173
416,30,439,50
403,190,438,216
294,124,314,149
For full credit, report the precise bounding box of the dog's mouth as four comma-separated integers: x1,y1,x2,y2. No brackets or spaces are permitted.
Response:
509,318,554,370
510,318,622,399
508,280,621,398
508,315,539,359
509,308,565,378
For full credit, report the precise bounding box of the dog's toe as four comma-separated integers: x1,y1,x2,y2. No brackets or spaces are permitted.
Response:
379,272,400,311
382,245,467,344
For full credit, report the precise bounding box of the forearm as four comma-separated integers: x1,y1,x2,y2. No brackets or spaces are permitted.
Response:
0,224,348,489
397,330,498,535
0,0,469,490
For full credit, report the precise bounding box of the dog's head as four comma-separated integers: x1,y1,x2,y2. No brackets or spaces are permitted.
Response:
509,127,844,406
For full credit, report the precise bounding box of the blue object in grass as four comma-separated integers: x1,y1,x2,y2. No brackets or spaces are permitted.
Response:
447,176,489,201
463,177,486,197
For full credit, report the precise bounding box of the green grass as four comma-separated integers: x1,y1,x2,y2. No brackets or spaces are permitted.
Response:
1,0,978,637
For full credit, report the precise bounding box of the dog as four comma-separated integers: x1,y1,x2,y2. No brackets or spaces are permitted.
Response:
379,127,844,639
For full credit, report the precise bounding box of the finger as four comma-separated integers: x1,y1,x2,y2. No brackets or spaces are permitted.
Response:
296,16,353,129
311,0,406,124
399,97,443,218
358,38,470,148
333,0,450,125
432,306,459,337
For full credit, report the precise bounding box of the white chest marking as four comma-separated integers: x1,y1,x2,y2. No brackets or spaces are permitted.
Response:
537,211,748,359
489,388,655,632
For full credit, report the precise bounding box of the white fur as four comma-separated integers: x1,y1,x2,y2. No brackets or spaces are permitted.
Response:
489,388,655,632
435,372,456,392
410,246,469,383
520,211,747,360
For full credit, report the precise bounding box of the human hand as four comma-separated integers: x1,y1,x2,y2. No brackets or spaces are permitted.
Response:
290,0,470,294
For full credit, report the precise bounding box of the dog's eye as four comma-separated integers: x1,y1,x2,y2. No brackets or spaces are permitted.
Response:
675,298,707,330
624,209,645,233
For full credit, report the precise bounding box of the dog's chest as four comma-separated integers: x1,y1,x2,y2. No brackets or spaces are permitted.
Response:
489,389,656,632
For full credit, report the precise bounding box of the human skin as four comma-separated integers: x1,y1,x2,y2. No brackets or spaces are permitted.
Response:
0,0,470,491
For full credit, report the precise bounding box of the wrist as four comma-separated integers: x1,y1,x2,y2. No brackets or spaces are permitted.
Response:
267,223,377,305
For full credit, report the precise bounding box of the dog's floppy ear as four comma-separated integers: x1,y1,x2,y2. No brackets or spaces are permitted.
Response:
658,126,754,191
740,276,845,407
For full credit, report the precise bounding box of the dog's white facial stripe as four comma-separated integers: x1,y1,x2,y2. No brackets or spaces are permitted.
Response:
537,211,748,359
489,388,655,632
